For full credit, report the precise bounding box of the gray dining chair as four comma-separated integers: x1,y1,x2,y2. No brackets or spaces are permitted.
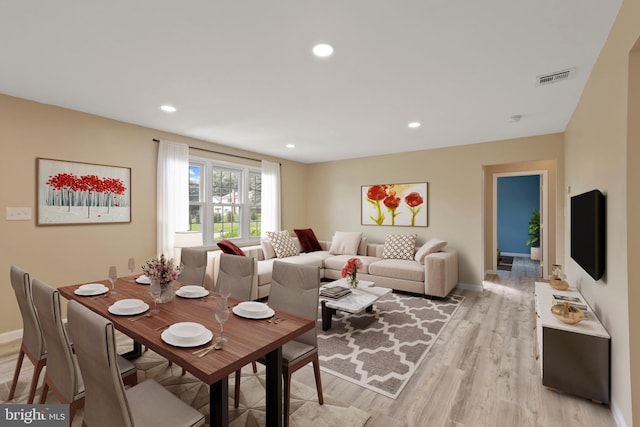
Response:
31,278,138,423
234,261,323,426
179,247,207,286
8,265,46,404
67,300,205,427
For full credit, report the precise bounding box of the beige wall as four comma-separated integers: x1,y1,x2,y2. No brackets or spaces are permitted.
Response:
564,0,640,424
307,134,564,286
0,94,305,333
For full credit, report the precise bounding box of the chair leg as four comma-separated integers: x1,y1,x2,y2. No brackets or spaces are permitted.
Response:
251,361,257,373
312,356,324,405
234,370,242,408
39,379,49,404
123,371,138,387
8,348,25,401
283,368,292,427
69,398,84,424
28,359,47,404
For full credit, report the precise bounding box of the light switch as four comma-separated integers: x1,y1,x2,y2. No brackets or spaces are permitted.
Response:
6,207,32,221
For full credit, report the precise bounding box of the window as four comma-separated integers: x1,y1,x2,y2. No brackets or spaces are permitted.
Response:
189,158,261,245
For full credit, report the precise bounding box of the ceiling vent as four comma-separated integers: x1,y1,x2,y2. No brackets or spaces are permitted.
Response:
536,68,576,86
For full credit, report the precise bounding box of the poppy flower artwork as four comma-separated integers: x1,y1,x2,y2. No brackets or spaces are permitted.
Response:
361,182,428,227
38,158,131,225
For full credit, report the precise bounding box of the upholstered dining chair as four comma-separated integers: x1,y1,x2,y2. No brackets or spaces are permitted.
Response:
8,265,46,404
216,253,256,300
178,247,207,286
67,300,205,427
234,261,323,426
31,278,138,423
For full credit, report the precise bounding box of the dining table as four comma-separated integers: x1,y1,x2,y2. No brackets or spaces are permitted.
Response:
57,276,316,427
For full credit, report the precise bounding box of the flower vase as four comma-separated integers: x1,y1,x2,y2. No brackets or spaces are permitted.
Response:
347,273,359,288
150,279,176,303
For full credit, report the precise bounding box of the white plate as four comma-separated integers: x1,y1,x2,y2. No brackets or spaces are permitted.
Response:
161,328,213,347
168,322,207,341
176,286,209,298
113,299,146,312
135,275,151,285
232,305,275,320
74,284,109,296
236,301,269,315
108,302,149,316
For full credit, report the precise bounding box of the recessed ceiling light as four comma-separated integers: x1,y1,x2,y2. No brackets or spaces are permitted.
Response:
286,143,295,149
160,105,177,113
312,43,334,58
408,121,421,129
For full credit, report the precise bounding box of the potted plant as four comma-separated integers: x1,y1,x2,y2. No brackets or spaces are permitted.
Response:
526,208,541,260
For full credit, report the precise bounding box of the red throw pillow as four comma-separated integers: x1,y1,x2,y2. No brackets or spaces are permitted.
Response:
217,239,246,256
293,228,323,253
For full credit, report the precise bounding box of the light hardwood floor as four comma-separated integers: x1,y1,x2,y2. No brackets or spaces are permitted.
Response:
0,258,617,426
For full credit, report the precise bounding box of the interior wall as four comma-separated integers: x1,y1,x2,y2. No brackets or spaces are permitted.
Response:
307,134,564,287
563,0,639,424
497,175,541,255
0,94,306,334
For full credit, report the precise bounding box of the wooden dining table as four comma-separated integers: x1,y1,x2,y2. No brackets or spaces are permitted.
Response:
58,276,316,427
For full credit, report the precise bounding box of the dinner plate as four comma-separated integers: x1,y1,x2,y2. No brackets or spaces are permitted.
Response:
108,302,149,316
161,328,213,347
135,275,151,285
236,301,269,315
232,305,275,320
167,322,207,341
176,286,209,298
74,283,109,296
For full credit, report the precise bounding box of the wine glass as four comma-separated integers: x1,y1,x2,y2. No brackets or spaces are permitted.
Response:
214,298,229,344
128,257,136,276
108,266,118,294
217,279,231,301
149,281,162,314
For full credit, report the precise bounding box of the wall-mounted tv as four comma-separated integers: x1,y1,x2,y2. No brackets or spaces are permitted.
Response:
570,189,606,280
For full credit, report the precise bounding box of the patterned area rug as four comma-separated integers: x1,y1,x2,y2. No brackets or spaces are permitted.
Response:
1,345,370,427
317,292,464,399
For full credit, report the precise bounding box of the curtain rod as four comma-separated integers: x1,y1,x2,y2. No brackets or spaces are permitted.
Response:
152,138,280,165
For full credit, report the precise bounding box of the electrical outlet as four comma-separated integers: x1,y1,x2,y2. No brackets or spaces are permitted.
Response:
6,207,32,221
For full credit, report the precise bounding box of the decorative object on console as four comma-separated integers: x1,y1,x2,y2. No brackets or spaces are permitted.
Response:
217,239,246,256
549,264,569,290
361,182,428,227
37,157,131,225
265,230,300,258
341,257,363,288
551,302,585,324
382,234,417,260
293,228,323,252
142,254,181,303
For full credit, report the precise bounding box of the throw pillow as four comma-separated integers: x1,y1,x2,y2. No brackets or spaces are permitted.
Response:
261,238,276,260
217,239,246,256
414,238,448,264
293,228,323,252
329,231,363,255
382,234,417,260
266,231,300,258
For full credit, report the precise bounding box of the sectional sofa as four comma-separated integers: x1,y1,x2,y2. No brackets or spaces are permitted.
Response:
191,231,458,300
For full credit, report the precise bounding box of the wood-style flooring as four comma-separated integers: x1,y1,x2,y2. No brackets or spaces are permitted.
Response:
0,257,617,426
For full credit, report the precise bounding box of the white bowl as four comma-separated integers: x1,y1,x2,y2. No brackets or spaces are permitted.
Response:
167,322,207,344
79,283,107,293
179,285,206,296
113,299,145,314
136,275,151,284
237,301,269,315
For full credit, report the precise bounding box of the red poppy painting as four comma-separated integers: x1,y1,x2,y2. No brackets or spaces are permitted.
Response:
361,182,427,226
37,158,131,225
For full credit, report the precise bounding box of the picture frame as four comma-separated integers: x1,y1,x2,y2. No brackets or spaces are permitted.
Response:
361,182,428,227
37,158,131,225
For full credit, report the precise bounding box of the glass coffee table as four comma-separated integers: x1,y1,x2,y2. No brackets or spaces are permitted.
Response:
319,278,392,331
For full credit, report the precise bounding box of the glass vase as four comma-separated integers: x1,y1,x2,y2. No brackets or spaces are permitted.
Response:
346,274,358,288
150,279,176,303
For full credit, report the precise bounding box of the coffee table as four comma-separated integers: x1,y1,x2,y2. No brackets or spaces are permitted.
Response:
319,278,392,331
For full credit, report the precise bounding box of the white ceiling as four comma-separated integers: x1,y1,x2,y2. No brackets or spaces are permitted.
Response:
0,1,622,164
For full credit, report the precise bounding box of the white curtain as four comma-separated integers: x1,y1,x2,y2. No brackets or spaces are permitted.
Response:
157,140,189,259
261,160,281,236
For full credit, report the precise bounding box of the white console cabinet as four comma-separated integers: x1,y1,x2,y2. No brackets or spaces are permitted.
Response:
534,282,610,404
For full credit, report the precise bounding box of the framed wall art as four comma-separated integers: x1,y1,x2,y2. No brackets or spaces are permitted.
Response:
361,182,428,227
37,158,131,225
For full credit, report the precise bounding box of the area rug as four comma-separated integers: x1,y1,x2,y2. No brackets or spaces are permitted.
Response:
1,346,370,427
317,292,464,399
497,255,514,271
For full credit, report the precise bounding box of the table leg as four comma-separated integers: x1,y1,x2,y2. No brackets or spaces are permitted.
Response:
265,346,283,427
321,301,335,331
210,376,229,427
121,340,142,360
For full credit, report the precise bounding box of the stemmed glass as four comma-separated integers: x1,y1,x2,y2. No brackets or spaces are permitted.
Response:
217,279,231,301
214,298,229,344
149,281,162,314
128,257,136,276
108,266,118,294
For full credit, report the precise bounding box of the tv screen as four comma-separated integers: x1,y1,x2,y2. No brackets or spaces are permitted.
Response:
570,189,606,280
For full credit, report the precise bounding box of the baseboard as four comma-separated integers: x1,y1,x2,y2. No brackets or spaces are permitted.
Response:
0,328,22,345
455,282,483,293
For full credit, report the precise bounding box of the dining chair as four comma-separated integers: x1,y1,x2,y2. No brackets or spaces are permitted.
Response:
234,261,323,426
67,300,205,427
179,247,207,286
8,265,46,404
31,278,138,423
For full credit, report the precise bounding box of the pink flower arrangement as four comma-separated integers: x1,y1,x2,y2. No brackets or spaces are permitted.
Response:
341,257,363,285
142,254,182,288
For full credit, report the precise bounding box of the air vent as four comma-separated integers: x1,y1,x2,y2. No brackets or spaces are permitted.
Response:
536,68,576,86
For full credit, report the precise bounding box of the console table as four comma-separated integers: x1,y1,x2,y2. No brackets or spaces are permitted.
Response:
534,282,610,404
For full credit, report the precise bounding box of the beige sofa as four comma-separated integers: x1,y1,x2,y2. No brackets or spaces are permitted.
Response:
200,233,458,299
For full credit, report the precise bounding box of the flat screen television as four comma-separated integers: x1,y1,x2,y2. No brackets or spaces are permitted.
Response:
570,189,606,280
